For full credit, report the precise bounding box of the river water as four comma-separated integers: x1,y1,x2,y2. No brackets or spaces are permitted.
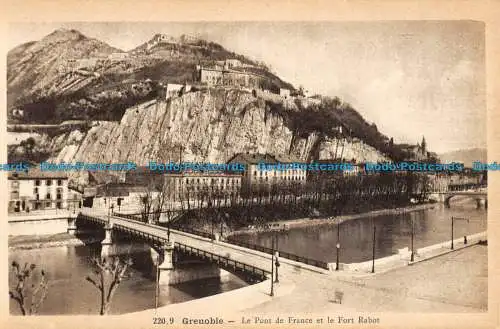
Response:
9,199,486,314
8,243,248,315
233,200,487,263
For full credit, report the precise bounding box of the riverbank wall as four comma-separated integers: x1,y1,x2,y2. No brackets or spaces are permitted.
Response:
228,203,435,236
333,231,487,274
8,213,77,236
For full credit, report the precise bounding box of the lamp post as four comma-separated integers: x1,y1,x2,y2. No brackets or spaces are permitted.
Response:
270,233,275,297
208,200,214,241
410,215,415,262
451,216,454,250
167,209,171,242
336,219,341,271
274,229,282,283
371,225,376,273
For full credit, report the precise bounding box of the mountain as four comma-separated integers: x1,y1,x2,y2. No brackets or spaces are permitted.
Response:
438,148,487,167
7,28,123,109
7,29,294,124
7,28,407,165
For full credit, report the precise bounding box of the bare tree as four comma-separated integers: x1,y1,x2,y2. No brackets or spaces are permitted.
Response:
86,256,132,315
9,261,48,315
138,189,154,223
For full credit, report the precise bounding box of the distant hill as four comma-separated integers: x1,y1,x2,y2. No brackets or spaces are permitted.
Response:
438,148,487,167
7,29,294,124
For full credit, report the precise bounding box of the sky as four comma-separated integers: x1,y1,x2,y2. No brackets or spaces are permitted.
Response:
8,21,486,154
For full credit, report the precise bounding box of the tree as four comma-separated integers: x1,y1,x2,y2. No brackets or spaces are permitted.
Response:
86,256,132,315
138,191,154,223
9,261,48,315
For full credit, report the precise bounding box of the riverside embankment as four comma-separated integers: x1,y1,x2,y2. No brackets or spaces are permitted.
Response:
228,203,435,237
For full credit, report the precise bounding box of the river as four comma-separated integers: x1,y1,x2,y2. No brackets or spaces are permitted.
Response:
8,243,248,315
232,199,487,263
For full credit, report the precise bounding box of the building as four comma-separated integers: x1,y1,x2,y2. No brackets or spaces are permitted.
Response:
8,169,69,213
164,172,242,202
107,52,129,60
165,83,192,99
227,153,307,195
224,59,242,68
91,182,158,212
279,88,291,99
125,166,242,203
196,65,265,89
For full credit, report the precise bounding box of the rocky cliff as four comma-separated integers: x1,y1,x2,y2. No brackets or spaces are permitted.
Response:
50,88,388,165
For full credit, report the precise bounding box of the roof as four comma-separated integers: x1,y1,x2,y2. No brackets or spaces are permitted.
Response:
8,167,68,180
274,154,303,164
88,171,122,185
95,183,157,197
227,153,279,165
227,153,305,165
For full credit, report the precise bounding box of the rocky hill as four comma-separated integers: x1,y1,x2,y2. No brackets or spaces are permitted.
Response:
47,88,389,165
7,28,404,165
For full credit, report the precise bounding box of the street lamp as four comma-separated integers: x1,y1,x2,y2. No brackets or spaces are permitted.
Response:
167,210,171,241
410,214,415,262
371,225,376,273
270,233,275,296
336,219,341,271
451,216,454,250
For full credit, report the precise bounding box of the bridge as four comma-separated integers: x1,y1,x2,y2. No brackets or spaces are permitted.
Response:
433,190,488,208
72,208,328,290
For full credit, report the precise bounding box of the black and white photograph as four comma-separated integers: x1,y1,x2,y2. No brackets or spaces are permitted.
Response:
2,3,497,327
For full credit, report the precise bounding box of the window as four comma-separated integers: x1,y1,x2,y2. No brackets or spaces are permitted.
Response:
46,180,52,186
35,180,41,186
46,202,51,207
56,202,62,209
57,179,63,186
46,193,51,200
34,187,38,194
11,181,19,189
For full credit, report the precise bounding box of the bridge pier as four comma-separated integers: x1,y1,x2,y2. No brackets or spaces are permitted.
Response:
67,216,78,235
476,198,487,209
101,223,114,258
158,241,175,285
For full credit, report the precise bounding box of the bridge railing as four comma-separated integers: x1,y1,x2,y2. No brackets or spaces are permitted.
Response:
112,211,215,240
175,242,268,281
168,225,215,240
113,212,141,221
80,213,268,280
225,237,329,270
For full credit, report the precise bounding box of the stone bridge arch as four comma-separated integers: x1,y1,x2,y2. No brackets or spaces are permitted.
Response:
444,193,487,209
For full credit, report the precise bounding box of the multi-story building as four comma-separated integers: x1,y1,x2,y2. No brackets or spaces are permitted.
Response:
196,65,265,89
125,167,242,203
227,153,307,195
8,169,69,213
164,172,242,202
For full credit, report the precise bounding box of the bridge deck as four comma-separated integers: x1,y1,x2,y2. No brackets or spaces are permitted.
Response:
79,209,324,279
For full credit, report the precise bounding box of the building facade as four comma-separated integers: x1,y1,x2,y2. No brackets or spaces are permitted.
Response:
197,66,265,89
125,167,242,203
8,169,69,213
227,153,307,195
